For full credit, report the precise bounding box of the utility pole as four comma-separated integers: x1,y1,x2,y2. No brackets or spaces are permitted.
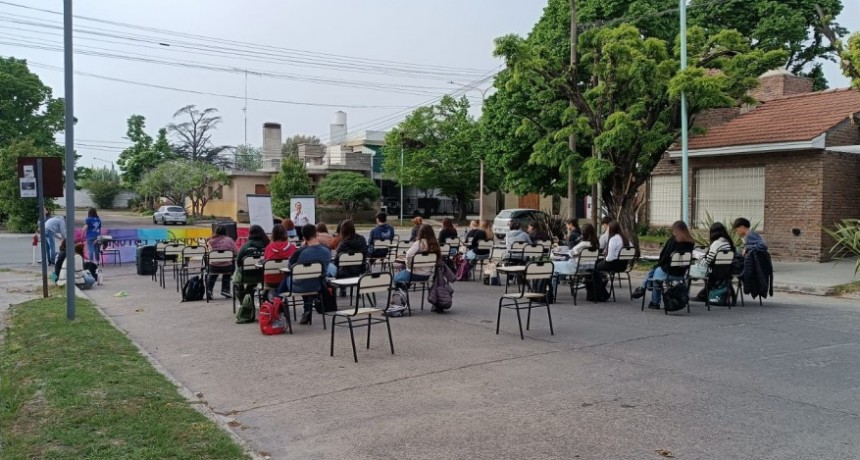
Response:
568,0,578,221
243,69,248,146
63,0,76,320
448,81,490,221
679,0,690,225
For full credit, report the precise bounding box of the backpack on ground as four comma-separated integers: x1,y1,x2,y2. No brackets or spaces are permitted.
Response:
236,293,256,323
315,287,338,314
455,258,471,281
385,288,409,317
181,275,206,302
663,281,689,312
259,297,287,335
707,282,733,306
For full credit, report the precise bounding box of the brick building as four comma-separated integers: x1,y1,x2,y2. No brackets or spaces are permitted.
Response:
648,70,860,261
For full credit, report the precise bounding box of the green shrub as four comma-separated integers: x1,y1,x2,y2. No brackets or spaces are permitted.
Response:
82,168,123,209
826,219,860,276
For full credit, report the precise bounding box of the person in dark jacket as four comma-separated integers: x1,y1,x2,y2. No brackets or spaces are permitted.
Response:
632,220,695,308
234,224,269,299
734,217,772,299
438,218,458,244
368,212,395,257
566,218,582,248
465,220,494,261
527,221,550,243
330,220,368,278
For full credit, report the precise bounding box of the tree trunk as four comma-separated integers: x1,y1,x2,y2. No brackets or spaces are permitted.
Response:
455,193,468,222
605,186,640,257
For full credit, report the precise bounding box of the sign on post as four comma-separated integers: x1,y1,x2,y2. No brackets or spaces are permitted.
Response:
17,157,64,198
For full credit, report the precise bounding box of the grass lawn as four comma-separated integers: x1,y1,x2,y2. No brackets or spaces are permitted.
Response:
0,295,249,460
833,280,860,296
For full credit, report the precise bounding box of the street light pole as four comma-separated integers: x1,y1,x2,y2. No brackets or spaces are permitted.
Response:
448,81,490,222
400,145,404,226
63,0,76,320
680,0,690,225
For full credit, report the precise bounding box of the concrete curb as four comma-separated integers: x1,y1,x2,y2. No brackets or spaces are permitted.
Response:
77,288,265,460
772,283,836,297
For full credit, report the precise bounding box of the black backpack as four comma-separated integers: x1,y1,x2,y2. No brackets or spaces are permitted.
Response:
182,275,206,302
663,282,689,312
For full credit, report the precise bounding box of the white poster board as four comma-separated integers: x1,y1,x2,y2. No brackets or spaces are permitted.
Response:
289,196,316,227
247,194,274,230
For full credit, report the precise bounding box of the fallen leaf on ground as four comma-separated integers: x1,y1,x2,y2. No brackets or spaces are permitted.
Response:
655,448,674,458
113,290,128,297
134,308,144,313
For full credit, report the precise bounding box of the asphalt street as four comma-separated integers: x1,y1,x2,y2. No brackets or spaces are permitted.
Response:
75,262,860,460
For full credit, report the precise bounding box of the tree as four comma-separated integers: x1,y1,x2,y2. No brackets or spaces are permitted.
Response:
689,0,846,89
316,172,379,220
233,144,262,171
81,167,123,209
137,159,229,218
117,115,172,185
494,0,786,251
383,95,483,221
269,155,312,217
281,134,320,156
168,105,231,166
0,57,65,231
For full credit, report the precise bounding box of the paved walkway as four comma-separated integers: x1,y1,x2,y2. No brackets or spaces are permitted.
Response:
76,262,860,460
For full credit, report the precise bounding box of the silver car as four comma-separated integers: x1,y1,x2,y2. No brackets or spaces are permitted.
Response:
492,209,547,240
153,206,187,225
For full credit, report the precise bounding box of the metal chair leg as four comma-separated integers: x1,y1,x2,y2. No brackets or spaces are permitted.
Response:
514,301,524,340
385,316,394,354
347,317,358,363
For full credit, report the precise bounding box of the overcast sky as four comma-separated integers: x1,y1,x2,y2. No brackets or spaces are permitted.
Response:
1,0,857,169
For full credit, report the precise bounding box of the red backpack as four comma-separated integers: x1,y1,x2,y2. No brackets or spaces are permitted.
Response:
259,297,288,335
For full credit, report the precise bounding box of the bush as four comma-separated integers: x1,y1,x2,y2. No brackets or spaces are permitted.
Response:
82,168,123,209
535,209,568,242
826,219,860,276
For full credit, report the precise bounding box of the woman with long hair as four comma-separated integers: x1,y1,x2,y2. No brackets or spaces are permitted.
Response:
329,219,369,288
234,224,270,300
552,223,600,295
316,222,333,247
590,221,630,302
632,220,696,308
438,218,458,243
395,224,441,286
465,220,495,261
282,218,297,239
566,218,582,248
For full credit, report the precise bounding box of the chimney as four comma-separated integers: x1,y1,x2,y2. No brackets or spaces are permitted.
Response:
750,68,814,102
330,111,347,145
262,122,282,162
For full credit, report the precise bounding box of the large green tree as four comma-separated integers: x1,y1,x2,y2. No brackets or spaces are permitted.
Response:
495,0,786,250
168,105,231,167
383,95,484,221
136,159,229,218
0,57,65,231
689,0,846,89
316,172,379,220
269,155,312,217
116,115,172,185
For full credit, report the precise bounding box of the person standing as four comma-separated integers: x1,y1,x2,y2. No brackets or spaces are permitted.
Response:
83,208,102,263
43,214,66,265
292,201,311,227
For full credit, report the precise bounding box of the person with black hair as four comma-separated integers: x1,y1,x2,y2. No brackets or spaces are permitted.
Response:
590,221,629,302
527,220,550,242
598,217,614,251
278,224,332,325
732,217,766,254
438,218,458,243
234,224,270,300
566,218,582,248
206,224,239,299
368,212,395,257
504,220,531,259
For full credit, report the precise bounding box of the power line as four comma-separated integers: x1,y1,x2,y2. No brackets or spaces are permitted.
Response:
0,1,488,76
21,59,420,109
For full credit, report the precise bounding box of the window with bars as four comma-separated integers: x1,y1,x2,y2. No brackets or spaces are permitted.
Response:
648,175,682,226
694,167,765,230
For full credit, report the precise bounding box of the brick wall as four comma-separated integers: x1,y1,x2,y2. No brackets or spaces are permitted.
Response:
692,107,741,130
650,151,829,261
821,152,860,260
750,72,814,102
825,119,860,147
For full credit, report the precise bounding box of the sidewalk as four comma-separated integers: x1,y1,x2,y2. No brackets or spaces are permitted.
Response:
771,260,858,296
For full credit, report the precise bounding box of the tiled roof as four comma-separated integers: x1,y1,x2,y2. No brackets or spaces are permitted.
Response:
682,88,860,150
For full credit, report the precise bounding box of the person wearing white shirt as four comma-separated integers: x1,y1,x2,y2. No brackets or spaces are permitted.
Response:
552,223,600,295
292,201,311,227
590,221,629,301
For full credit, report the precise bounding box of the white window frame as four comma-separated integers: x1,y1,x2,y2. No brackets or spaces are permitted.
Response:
694,167,765,230
648,175,682,227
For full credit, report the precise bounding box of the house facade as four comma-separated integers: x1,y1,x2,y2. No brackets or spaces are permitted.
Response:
648,71,860,262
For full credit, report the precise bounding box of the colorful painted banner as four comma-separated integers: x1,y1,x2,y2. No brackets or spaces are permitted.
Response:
75,227,249,262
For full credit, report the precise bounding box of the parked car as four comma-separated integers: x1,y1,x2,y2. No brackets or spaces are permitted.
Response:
153,206,187,225
492,209,547,240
